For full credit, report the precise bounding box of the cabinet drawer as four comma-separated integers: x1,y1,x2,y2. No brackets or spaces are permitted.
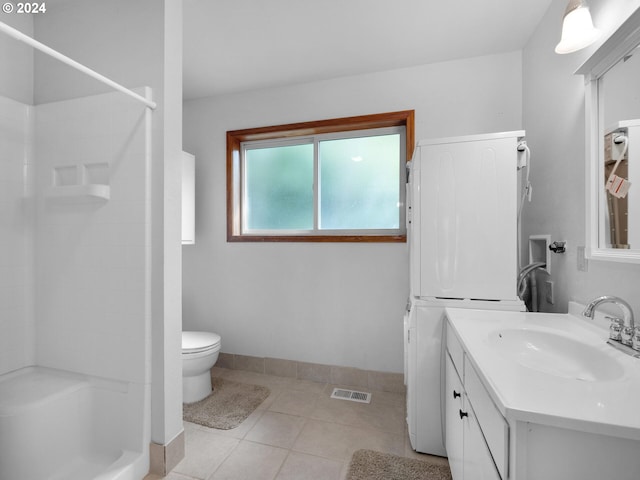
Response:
446,322,464,379
465,359,508,480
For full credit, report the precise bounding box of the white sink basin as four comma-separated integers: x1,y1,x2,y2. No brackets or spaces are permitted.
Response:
487,328,624,382
447,306,640,442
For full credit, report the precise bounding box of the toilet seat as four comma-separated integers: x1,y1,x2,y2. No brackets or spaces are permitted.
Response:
182,331,221,354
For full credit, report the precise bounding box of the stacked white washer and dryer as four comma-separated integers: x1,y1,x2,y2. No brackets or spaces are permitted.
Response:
404,131,527,455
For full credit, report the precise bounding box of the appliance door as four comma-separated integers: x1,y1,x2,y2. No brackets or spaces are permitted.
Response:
416,136,519,300
406,300,447,456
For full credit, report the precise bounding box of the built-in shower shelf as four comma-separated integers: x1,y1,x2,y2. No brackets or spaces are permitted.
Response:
45,184,110,201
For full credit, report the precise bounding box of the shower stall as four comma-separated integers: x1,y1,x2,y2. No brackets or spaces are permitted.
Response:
0,16,163,480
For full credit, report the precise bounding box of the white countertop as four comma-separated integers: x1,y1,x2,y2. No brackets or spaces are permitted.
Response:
445,305,640,441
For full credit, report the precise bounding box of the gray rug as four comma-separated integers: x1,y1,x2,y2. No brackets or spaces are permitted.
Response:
183,377,270,430
346,449,452,480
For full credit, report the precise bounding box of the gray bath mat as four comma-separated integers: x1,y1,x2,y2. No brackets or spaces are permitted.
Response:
183,377,270,430
346,449,452,480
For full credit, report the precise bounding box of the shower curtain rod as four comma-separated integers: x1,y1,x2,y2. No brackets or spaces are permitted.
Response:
0,21,157,110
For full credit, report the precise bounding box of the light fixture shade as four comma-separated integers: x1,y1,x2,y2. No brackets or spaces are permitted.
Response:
555,0,601,54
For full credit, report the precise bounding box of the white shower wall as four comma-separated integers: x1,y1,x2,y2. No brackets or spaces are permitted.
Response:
34,89,151,383
0,95,35,376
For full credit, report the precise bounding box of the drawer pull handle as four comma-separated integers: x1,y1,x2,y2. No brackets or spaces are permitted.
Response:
453,390,461,399
459,410,468,419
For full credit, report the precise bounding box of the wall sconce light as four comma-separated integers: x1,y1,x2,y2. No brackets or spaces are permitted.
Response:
555,0,601,54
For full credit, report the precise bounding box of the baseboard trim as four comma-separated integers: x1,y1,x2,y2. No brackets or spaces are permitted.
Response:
214,353,405,394
149,429,185,476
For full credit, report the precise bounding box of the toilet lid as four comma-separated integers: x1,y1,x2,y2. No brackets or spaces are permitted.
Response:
182,331,221,353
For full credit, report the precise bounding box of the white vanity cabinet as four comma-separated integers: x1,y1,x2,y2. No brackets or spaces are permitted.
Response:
445,325,504,480
445,307,640,480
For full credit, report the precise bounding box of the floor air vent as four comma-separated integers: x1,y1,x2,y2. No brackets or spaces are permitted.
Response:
330,388,371,404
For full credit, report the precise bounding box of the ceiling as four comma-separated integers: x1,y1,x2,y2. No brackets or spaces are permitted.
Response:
183,0,555,100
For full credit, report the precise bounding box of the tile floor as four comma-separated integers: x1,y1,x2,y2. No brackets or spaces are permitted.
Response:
146,366,449,480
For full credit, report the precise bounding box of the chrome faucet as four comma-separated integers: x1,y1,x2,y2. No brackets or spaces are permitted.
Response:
583,296,637,353
582,295,635,329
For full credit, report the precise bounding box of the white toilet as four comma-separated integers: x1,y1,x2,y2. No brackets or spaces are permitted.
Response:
182,331,222,403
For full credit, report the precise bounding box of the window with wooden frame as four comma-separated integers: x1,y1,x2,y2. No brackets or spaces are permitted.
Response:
227,110,414,242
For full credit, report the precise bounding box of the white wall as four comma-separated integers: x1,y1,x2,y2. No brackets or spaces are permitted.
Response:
522,0,640,314
32,1,162,105
183,51,523,374
0,14,35,376
0,96,34,375
34,90,150,383
601,42,640,126
156,0,184,445
0,13,33,104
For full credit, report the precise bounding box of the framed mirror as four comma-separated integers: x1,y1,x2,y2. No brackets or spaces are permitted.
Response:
578,7,640,263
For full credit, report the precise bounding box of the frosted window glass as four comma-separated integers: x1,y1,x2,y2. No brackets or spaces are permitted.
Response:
245,143,314,230
319,134,400,229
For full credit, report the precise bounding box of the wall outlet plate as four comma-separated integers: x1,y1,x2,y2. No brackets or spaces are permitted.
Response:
545,280,554,305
